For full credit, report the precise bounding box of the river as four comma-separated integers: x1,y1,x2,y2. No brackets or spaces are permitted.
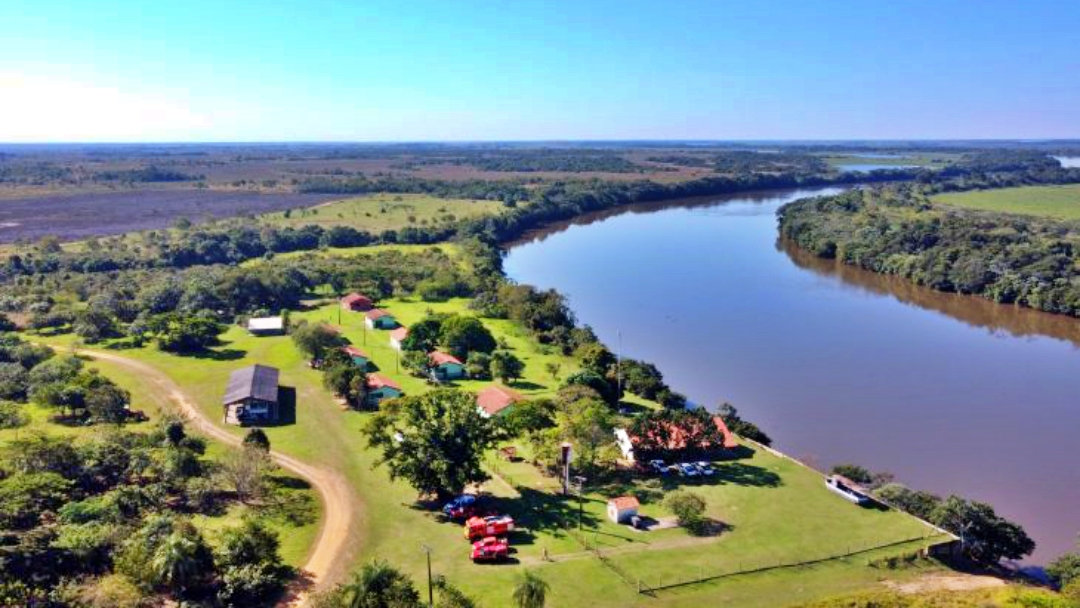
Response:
503,186,1080,563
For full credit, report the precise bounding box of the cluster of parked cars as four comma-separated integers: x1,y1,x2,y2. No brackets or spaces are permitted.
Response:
647,459,716,478
442,495,516,562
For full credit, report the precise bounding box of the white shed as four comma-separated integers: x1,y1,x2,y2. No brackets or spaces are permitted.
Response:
246,316,284,336
607,496,640,523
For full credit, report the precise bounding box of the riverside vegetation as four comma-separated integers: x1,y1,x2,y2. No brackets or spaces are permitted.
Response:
779,151,1080,317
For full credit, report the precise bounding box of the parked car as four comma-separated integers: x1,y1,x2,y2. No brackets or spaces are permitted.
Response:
442,494,480,519
677,462,699,477
694,461,716,476
470,536,509,562
647,459,669,474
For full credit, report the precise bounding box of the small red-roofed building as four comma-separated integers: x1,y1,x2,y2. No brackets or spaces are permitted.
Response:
476,385,524,418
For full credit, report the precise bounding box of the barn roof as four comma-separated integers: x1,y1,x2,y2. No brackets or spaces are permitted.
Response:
608,496,640,510
477,385,523,416
429,351,463,366
342,345,369,358
223,365,279,405
390,327,409,341
367,374,402,391
246,316,283,331
366,308,393,320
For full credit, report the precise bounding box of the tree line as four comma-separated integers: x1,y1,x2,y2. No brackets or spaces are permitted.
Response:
779,155,1080,317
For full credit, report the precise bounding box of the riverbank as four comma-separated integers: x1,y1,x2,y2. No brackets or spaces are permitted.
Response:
503,185,1080,563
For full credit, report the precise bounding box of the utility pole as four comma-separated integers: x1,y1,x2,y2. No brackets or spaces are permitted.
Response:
422,544,433,607
573,476,587,530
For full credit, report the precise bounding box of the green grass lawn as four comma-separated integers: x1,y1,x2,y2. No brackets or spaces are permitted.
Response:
258,193,507,232
29,294,954,606
932,184,1080,220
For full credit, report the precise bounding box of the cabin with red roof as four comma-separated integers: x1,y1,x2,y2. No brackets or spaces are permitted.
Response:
429,351,466,382
341,293,374,312
364,374,403,408
341,345,370,369
389,326,409,351
364,308,399,330
614,416,738,463
476,385,524,418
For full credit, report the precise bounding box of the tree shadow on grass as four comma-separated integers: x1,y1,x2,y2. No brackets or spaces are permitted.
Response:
101,338,143,350
714,461,783,488
486,487,603,546
188,347,246,361
509,380,545,391
268,473,311,491
592,475,665,506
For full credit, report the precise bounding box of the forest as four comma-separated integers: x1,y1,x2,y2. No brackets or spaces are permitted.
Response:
779,153,1080,317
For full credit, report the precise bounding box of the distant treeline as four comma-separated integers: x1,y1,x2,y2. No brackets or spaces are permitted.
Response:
647,151,830,174
389,149,649,173
779,152,1080,317
0,162,202,186
1,167,921,280
92,165,204,183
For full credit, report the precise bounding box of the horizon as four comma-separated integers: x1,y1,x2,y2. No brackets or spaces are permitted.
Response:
3,0,1080,142
4,138,1080,146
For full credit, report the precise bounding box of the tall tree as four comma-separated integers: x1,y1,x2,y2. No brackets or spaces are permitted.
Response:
489,350,524,384
85,382,131,424
438,316,496,361
292,321,344,361
343,560,421,608
151,526,215,598
930,496,1035,564
363,389,495,498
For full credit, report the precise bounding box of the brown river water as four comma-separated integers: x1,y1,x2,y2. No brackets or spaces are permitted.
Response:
503,186,1080,563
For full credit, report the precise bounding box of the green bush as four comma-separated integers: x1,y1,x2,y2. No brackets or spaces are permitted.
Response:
666,490,709,535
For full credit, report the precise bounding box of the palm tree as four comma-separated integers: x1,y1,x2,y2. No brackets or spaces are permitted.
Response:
151,530,210,597
512,570,549,608
344,559,421,608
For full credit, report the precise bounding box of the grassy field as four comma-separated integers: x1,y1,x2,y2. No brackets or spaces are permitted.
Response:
932,184,1080,220
820,153,956,168
29,293,954,606
258,192,508,232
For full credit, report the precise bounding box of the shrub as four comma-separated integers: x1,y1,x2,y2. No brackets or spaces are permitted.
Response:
830,464,873,485
666,490,709,535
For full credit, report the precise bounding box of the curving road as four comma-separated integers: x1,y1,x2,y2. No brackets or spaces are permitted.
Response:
77,349,355,607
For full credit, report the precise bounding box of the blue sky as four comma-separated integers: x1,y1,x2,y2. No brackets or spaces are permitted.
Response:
1,0,1078,141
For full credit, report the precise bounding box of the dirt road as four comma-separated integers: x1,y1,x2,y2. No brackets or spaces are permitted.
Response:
77,349,355,606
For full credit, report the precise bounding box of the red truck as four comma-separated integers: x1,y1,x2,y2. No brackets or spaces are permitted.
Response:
464,515,515,541
470,536,509,562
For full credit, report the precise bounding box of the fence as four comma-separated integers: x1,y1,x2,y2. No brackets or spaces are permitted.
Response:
629,533,953,595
